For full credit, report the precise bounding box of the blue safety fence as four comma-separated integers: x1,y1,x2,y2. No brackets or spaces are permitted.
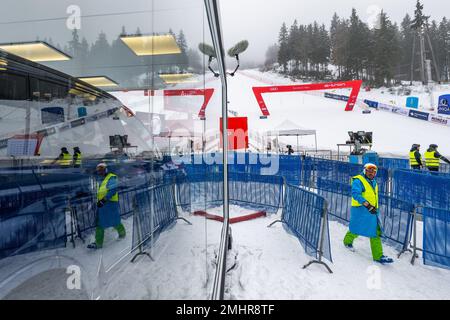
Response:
0,167,164,259
307,158,389,196
378,195,414,251
423,207,450,270
379,157,450,174
316,178,414,251
132,183,178,252
175,171,284,214
282,184,332,262
392,169,450,210
0,205,67,260
317,178,352,223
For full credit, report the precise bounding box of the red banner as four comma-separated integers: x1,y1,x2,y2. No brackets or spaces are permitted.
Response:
252,80,363,116
163,88,214,118
220,117,249,150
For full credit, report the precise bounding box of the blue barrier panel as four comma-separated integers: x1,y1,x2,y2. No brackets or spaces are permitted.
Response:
317,178,352,223
378,195,414,251
132,183,178,252
175,171,283,214
423,207,450,270
282,184,332,262
378,158,409,170
229,172,283,214
0,205,66,259
392,169,450,210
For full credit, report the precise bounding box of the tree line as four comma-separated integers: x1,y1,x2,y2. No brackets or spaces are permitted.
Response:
266,1,450,87
41,27,202,89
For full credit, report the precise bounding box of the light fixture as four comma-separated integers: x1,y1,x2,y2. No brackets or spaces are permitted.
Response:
159,73,196,84
78,76,119,87
120,34,181,56
0,41,71,62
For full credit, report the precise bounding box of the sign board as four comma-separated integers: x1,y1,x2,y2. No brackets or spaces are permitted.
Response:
409,110,430,121
6,134,43,156
438,95,450,116
406,97,419,109
220,117,248,150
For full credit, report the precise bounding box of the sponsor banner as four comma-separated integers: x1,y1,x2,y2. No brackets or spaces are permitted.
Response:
252,80,363,116
438,95,450,115
324,92,349,102
409,110,430,121
391,106,409,116
377,103,392,112
430,115,449,126
364,99,379,109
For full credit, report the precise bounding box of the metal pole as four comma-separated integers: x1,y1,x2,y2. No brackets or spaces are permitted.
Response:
425,31,441,84
411,34,416,85
204,0,229,301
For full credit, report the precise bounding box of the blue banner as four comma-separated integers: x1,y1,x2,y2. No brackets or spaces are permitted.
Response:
409,110,430,121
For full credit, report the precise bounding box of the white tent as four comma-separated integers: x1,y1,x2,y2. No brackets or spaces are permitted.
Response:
266,120,317,153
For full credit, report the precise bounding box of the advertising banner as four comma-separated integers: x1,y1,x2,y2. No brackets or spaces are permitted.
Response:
438,95,450,116
220,117,249,150
409,110,430,121
391,106,409,116
364,99,379,109
430,115,449,126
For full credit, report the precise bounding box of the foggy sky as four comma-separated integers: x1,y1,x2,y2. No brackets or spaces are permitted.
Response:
0,0,449,67
220,0,450,65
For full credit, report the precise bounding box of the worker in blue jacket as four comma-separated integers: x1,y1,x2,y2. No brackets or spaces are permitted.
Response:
87,163,125,249
343,163,394,264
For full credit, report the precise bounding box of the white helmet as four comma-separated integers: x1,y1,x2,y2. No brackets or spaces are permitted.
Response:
364,163,378,175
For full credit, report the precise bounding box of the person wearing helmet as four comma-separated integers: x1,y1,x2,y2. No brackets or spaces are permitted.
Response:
73,147,82,168
409,144,423,170
425,144,450,172
343,163,394,264
87,163,126,249
55,147,72,168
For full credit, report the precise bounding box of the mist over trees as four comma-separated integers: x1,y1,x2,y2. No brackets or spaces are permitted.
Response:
266,1,450,87
40,27,202,89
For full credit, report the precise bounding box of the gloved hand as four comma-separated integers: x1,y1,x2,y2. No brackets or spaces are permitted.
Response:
97,199,106,208
364,203,377,214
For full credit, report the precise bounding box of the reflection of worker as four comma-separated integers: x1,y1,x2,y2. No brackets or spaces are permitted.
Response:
425,144,450,172
343,163,394,265
73,147,82,168
409,144,423,170
55,147,71,167
88,163,126,250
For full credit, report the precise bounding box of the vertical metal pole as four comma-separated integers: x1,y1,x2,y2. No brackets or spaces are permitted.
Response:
425,32,441,84
205,0,229,301
411,34,416,85
411,206,418,265
420,31,426,85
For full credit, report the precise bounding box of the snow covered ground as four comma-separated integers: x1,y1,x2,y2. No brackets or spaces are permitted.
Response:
112,69,450,158
1,204,449,300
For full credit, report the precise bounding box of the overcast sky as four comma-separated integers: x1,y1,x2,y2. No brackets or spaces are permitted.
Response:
0,0,449,68
220,0,450,65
